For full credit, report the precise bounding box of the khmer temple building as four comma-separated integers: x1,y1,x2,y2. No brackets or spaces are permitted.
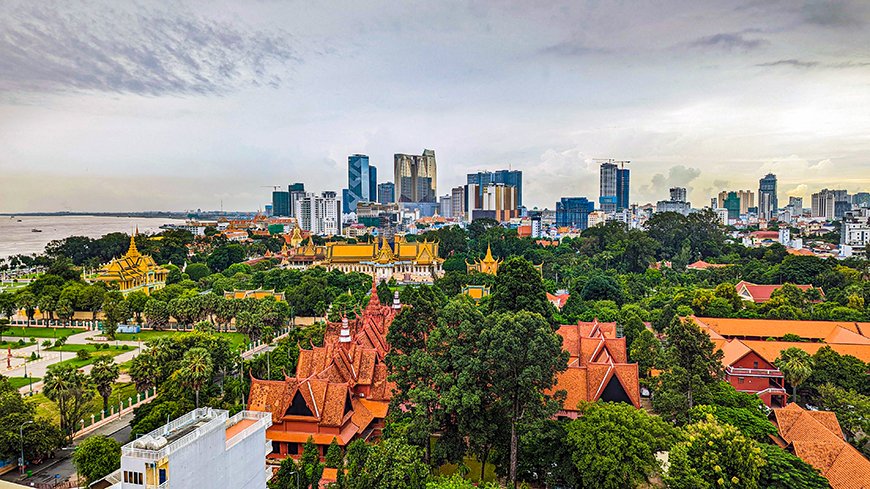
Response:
94,231,168,295
247,284,400,460
466,243,542,276
547,320,641,417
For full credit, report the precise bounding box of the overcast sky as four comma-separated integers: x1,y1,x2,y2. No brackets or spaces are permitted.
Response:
1,0,868,212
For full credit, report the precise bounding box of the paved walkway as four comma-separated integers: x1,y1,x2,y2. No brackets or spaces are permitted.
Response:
1,331,143,396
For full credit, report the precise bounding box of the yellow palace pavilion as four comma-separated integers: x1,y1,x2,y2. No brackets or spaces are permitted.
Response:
94,230,168,295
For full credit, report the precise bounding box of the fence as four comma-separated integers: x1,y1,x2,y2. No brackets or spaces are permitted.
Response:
74,388,157,438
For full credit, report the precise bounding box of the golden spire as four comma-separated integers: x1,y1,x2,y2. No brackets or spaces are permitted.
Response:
127,227,140,257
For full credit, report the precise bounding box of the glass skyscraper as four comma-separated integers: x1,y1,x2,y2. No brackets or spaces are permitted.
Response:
556,197,595,229
616,168,630,211
466,170,523,208
345,154,377,213
599,162,618,213
758,173,778,220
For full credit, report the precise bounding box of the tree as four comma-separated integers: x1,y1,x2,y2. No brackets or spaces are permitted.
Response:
806,346,869,396
344,438,429,489
815,383,870,452
325,438,343,468
126,291,149,325
44,363,94,443
179,347,213,408
73,435,121,484
488,257,554,322
143,298,170,331
652,317,723,424
478,311,568,486
567,402,676,488
129,349,161,392
775,347,813,402
665,416,763,489
102,291,129,339
272,436,324,489
16,291,37,326
757,444,828,489
90,356,120,414
185,263,211,282
629,329,660,377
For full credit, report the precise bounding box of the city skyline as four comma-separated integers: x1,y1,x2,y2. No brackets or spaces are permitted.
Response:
1,1,869,213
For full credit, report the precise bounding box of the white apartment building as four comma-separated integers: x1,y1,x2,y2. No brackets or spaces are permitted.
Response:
295,191,342,236
97,408,271,489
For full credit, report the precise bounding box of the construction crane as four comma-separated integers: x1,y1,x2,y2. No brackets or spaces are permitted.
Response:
593,158,631,169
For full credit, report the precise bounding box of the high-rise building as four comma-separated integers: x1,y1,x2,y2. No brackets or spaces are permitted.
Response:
556,197,595,229
97,408,271,489
616,168,630,211
599,162,618,213
466,170,523,208
295,191,342,235
272,190,290,217
439,194,452,217
394,149,437,203
670,187,687,203
377,182,395,204
717,190,754,215
345,154,377,214
811,189,849,219
451,186,465,220
288,183,305,217
723,191,741,220
758,173,778,220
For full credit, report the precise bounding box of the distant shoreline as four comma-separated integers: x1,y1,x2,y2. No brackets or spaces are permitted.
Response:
0,211,254,219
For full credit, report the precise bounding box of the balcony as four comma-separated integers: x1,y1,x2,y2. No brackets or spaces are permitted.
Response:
725,366,783,378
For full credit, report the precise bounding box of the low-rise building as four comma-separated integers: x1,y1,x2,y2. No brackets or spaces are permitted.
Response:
548,320,641,418
96,408,271,489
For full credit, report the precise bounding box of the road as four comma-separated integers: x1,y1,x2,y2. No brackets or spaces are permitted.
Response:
1,411,134,486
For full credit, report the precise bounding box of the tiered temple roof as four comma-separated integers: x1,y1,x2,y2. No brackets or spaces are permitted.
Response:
248,282,400,452
547,320,641,416
94,229,168,295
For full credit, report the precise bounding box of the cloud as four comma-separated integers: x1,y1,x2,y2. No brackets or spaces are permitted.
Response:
690,32,768,51
801,1,863,28
0,1,300,95
638,165,702,202
756,59,819,68
539,41,609,57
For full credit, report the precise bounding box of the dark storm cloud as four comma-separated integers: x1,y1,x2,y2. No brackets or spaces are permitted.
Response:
689,32,768,51
0,2,299,95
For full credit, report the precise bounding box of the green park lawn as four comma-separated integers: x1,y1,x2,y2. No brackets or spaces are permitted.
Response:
113,330,249,349
6,376,41,389
3,326,85,339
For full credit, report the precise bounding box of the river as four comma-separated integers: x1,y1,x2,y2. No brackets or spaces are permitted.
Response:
0,215,185,258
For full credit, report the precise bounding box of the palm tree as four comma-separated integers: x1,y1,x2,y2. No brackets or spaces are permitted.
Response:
180,347,213,408
775,347,813,403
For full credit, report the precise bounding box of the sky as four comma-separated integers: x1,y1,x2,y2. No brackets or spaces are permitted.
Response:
1,0,869,212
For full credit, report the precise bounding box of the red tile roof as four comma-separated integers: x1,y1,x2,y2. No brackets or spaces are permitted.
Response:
772,403,870,489
548,320,641,412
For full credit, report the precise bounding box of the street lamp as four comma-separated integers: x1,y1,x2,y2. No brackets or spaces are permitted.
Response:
20,420,33,473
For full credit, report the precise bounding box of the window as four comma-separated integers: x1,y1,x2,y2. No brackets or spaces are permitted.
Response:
738,377,745,384
123,471,143,485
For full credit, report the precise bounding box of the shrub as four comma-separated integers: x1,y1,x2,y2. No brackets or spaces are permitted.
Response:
76,349,91,360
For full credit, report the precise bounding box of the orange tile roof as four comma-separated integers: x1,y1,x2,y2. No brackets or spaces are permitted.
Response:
772,403,870,489
693,317,863,341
